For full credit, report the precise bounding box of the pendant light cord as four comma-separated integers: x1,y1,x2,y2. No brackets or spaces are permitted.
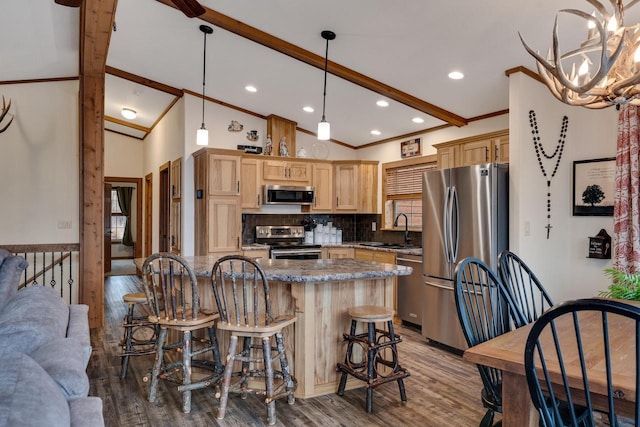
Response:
321,37,329,121
201,29,207,128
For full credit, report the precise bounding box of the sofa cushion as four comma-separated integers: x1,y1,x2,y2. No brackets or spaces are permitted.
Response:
0,352,71,427
69,397,105,427
68,304,93,367
29,338,90,399
0,253,28,311
0,286,69,356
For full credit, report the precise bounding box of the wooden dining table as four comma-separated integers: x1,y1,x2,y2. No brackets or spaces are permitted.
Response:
463,305,639,427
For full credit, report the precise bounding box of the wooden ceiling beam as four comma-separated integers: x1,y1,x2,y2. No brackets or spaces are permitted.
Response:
106,66,184,97
155,0,468,127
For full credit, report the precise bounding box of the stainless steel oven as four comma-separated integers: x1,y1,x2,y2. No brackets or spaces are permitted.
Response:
255,225,322,260
270,246,322,260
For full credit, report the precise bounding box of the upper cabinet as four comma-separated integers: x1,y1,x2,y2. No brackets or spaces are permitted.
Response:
241,158,262,211
266,115,297,158
334,161,378,213
193,148,242,255
262,159,311,185
306,162,333,212
434,129,509,169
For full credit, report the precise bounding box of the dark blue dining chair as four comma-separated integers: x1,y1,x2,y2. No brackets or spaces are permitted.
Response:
524,298,640,427
454,257,524,427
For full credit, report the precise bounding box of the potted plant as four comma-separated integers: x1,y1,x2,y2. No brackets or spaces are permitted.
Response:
599,268,640,301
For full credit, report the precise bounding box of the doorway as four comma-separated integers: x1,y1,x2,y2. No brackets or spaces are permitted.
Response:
104,177,143,274
159,162,170,252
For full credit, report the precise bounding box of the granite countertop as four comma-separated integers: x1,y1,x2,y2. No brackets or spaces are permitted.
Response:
242,242,422,256
135,256,412,283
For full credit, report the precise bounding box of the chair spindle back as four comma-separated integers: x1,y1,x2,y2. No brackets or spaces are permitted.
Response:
524,298,640,427
141,253,200,322
211,255,273,327
498,250,553,327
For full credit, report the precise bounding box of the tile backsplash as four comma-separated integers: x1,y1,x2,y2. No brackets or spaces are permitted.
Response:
242,213,421,246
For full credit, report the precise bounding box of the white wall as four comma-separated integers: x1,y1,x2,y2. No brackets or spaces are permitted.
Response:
509,72,618,303
105,131,143,177
143,97,185,254
0,80,79,244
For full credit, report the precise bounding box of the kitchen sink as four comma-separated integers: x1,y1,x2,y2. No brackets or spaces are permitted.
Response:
359,242,421,250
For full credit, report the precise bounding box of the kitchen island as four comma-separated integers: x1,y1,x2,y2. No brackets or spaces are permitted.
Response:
135,256,411,398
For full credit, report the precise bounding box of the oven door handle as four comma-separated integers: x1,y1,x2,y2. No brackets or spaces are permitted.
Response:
272,249,322,255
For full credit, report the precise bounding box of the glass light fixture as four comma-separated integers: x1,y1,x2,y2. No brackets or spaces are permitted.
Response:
376,100,389,107
448,71,464,80
318,30,336,141
121,108,137,120
197,25,213,146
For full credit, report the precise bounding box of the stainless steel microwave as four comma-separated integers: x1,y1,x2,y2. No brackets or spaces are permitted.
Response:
263,185,315,205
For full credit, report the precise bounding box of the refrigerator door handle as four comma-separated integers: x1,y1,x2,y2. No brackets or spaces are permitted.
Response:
424,280,454,291
451,186,460,262
443,186,451,263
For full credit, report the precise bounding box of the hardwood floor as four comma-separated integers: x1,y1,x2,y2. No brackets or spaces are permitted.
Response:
89,274,489,426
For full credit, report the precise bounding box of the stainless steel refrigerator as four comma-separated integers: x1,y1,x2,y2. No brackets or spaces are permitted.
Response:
421,163,508,351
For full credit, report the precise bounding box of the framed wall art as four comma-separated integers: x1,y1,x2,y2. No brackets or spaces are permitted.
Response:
572,157,616,216
401,138,421,158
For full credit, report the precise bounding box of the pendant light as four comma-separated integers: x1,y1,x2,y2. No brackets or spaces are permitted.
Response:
196,25,213,146
317,30,336,141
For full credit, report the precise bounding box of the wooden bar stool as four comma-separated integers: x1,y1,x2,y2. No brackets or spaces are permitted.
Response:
120,291,158,380
336,305,409,413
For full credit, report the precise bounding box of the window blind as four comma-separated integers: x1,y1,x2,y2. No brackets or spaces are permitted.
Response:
386,164,436,197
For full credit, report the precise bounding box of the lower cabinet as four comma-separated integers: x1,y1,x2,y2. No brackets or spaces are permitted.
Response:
354,248,396,264
243,249,270,260
323,247,354,259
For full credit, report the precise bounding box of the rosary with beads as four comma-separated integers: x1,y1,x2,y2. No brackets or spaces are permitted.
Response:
529,110,568,239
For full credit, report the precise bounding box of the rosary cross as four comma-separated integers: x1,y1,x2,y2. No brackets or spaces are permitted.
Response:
545,224,552,239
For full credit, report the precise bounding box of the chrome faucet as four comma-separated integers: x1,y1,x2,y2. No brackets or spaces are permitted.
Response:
394,213,411,245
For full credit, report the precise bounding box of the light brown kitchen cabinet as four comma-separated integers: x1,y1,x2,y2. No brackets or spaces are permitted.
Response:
262,159,311,185
495,134,509,164
241,158,262,211
324,247,353,259
334,161,378,213
308,162,333,212
193,148,242,255
266,114,296,157
243,249,270,260
434,129,509,169
354,248,396,264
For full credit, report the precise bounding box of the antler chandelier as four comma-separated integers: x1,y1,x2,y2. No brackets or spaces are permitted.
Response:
521,0,640,109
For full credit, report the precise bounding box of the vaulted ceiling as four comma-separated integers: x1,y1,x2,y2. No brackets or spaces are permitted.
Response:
3,0,638,147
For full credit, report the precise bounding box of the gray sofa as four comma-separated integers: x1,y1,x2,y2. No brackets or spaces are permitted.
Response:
0,249,104,427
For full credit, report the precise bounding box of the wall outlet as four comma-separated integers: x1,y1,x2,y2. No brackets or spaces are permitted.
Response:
57,220,72,229
371,221,377,232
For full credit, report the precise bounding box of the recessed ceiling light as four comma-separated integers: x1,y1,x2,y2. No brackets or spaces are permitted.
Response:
121,108,137,120
303,106,314,113
371,130,381,136
448,71,464,80
245,85,257,92
376,100,389,107
412,117,425,124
